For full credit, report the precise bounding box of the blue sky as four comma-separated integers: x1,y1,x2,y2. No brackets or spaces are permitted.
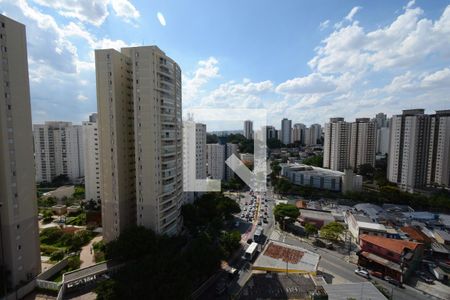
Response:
1,0,450,130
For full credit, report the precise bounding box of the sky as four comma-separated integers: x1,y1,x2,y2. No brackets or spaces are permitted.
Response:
1,0,450,131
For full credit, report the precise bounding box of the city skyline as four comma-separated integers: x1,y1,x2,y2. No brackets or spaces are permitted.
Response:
0,0,449,128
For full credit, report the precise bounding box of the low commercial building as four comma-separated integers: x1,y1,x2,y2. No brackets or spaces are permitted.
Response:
43,185,75,200
401,226,432,247
280,163,362,193
358,235,424,283
346,212,388,242
253,240,320,274
299,208,335,229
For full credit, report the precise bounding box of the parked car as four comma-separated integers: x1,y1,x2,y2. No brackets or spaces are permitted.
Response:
355,268,370,279
246,238,253,244
384,276,403,288
370,271,383,279
263,218,268,223
417,271,434,284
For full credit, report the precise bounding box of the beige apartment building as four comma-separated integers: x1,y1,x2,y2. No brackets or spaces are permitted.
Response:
323,118,351,171
0,14,41,293
388,109,431,191
82,113,100,202
96,46,182,242
349,118,377,170
427,110,450,187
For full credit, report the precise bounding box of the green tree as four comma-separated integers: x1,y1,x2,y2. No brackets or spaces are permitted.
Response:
320,222,345,241
267,138,284,149
302,154,323,167
273,203,299,225
220,230,241,257
357,163,375,180
304,223,318,237
95,279,118,300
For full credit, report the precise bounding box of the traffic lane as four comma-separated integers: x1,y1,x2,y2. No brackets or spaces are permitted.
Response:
280,235,430,300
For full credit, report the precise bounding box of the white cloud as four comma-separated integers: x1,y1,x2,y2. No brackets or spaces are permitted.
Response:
183,57,220,103
31,0,110,26
30,0,140,26
77,94,89,102
345,6,361,22
157,12,166,26
276,73,337,94
319,20,330,31
111,0,140,23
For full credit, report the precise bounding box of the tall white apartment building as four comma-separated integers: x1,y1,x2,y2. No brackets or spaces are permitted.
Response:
427,110,450,187
33,121,84,183
305,124,322,146
207,144,225,180
183,120,206,203
293,123,306,144
349,118,377,169
82,113,100,202
387,109,431,192
281,118,292,145
225,143,239,180
244,120,253,139
377,127,390,155
96,46,183,242
0,14,41,292
323,118,351,172
374,112,389,129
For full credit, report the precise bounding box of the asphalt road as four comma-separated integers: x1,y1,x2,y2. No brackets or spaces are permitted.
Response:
274,231,439,300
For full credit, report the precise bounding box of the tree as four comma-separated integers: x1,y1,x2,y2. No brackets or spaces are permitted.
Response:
304,223,318,237
302,154,323,167
273,204,299,225
220,230,241,257
357,163,375,180
95,279,118,300
319,222,345,241
267,138,284,149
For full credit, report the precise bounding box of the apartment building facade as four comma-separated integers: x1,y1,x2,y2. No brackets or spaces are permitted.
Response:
281,118,292,145
33,121,84,183
0,14,41,293
349,118,377,169
244,120,253,140
96,45,183,242
82,113,100,202
323,118,351,171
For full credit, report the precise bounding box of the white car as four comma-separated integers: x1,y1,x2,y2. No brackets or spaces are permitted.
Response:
354,268,370,279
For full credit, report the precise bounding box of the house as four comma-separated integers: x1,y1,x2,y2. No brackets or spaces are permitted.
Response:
434,230,450,246
358,235,424,283
299,208,335,229
401,226,432,247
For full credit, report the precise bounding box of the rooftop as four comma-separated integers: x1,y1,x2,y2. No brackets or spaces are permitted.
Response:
281,163,344,177
299,209,335,222
360,234,422,255
400,226,432,243
237,273,316,300
253,240,320,274
323,282,387,300
434,229,450,241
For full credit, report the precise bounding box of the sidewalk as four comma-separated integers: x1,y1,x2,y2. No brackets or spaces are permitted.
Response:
79,235,103,268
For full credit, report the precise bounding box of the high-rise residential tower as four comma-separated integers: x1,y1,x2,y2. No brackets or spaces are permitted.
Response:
323,118,351,171
0,14,41,293
82,113,100,202
427,110,450,187
349,118,377,170
264,126,276,140
244,120,253,139
183,119,206,203
387,109,431,192
281,118,292,145
33,121,84,183
207,144,225,180
305,124,322,146
292,123,306,144
96,46,183,242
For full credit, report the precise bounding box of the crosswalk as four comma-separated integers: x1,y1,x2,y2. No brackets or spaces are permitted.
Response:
270,230,281,241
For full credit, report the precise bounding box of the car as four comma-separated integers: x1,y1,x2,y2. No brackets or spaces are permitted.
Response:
257,220,262,225
234,221,240,227
246,238,253,244
240,213,245,218
215,279,227,295
384,276,403,288
418,273,434,284
354,268,370,279
263,218,268,223
370,271,383,279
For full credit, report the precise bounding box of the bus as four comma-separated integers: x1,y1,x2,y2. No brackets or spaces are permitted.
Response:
243,242,259,261
254,227,264,243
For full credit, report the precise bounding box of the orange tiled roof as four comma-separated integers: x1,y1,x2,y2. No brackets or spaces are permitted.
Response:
401,226,432,243
360,234,421,254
